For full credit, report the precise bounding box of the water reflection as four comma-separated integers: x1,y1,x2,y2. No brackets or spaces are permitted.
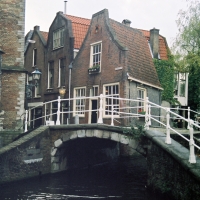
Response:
0,153,172,200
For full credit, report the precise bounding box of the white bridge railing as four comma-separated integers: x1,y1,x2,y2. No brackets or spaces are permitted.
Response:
24,95,200,164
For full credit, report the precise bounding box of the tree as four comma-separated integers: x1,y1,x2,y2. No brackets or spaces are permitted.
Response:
173,0,200,113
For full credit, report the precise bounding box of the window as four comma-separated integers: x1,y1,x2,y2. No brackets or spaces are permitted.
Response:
174,73,186,97
26,75,33,99
73,87,86,116
48,62,54,88
90,85,99,97
137,88,146,113
32,48,37,67
34,80,41,97
104,83,119,116
90,41,102,68
53,28,64,49
58,58,65,87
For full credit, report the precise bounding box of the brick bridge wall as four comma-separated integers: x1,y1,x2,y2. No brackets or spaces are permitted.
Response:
0,124,139,184
145,130,200,200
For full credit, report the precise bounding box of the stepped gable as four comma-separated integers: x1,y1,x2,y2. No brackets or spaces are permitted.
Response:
109,18,161,88
66,15,90,49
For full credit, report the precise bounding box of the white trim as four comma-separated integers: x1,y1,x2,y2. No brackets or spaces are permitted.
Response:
58,59,61,87
73,86,86,117
89,41,102,71
127,73,163,90
103,82,120,118
137,87,147,112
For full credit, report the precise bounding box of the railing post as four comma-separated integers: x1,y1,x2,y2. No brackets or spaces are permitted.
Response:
189,119,196,164
165,108,171,144
187,107,190,129
149,104,151,126
98,94,103,124
144,97,149,130
56,96,61,125
111,104,114,126
24,110,28,132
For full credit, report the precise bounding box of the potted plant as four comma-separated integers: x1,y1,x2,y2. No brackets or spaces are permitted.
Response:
88,64,100,73
138,109,146,121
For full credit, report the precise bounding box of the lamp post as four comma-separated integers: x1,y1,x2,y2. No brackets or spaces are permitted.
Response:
0,49,5,111
31,68,42,87
25,68,42,108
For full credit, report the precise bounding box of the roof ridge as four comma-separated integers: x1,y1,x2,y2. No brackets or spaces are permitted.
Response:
66,14,90,21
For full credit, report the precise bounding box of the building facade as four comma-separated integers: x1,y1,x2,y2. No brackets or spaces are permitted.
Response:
0,0,26,130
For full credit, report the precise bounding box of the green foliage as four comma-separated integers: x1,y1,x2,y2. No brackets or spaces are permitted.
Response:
153,58,177,105
122,123,144,141
173,1,200,112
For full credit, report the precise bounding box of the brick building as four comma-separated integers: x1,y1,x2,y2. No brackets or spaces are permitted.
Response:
24,12,90,128
71,9,162,126
0,0,26,131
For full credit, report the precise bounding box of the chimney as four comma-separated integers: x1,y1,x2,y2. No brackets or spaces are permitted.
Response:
150,28,159,59
34,26,40,31
122,19,131,27
64,1,67,14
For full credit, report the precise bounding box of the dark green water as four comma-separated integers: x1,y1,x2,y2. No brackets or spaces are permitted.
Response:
0,154,172,200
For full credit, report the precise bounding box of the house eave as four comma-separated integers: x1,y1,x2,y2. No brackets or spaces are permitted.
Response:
127,73,163,90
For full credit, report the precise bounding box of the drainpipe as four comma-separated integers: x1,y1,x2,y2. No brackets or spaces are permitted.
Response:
0,49,5,111
68,62,73,124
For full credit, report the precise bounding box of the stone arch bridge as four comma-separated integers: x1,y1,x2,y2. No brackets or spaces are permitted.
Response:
1,124,200,200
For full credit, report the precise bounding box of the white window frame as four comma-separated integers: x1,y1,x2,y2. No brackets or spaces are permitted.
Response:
58,58,65,87
73,87,86,117
74,49,79,59
34,81,41,98
137,87,147,113
53,28,64,49
32,48,37,67
103,83,119,118
90,41,102,70
47,62,54,89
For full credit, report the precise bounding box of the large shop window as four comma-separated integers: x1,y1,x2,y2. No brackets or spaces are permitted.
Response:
73,87,86,116
104,83,119,116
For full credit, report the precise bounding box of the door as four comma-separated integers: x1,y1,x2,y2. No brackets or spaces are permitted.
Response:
91,100,98,123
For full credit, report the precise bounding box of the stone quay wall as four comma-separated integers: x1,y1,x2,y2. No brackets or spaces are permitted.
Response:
145,130,200,200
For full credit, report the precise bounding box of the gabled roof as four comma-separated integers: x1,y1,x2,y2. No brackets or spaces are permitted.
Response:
140,29,168,60
24,29,48,54
109,18,161,89
66,15,90,49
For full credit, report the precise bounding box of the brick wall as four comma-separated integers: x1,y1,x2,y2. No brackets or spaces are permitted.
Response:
0,0,26,130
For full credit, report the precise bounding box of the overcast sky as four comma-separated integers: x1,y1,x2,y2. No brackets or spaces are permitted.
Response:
25,0,189,48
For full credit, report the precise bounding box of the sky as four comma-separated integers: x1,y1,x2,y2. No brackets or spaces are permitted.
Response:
25,0,189,48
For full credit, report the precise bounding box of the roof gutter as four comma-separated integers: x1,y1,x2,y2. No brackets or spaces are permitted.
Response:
127,73,163,90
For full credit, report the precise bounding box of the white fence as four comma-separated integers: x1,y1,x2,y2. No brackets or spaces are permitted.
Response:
24,95,200,164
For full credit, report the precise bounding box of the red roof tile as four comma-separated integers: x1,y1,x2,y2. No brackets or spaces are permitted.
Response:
40,31,48,41
109,19,161,88
66,15,90,49
140,29,168,60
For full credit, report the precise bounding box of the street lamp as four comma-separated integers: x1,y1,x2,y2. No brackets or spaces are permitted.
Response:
59,87,66,99
32,68,42,87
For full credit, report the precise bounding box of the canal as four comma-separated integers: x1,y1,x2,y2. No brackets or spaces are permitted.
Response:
0,153,172,199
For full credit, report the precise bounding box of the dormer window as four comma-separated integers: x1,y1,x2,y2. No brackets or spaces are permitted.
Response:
32,48,37,67
90,41,102,71
53,28,64,49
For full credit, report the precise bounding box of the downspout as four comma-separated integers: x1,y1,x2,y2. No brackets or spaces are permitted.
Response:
68,62,73,124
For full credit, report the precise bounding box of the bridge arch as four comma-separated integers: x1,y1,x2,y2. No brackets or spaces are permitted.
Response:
50,128,140,172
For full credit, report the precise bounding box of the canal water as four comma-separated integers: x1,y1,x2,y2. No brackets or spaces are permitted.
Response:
0,154,172,200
